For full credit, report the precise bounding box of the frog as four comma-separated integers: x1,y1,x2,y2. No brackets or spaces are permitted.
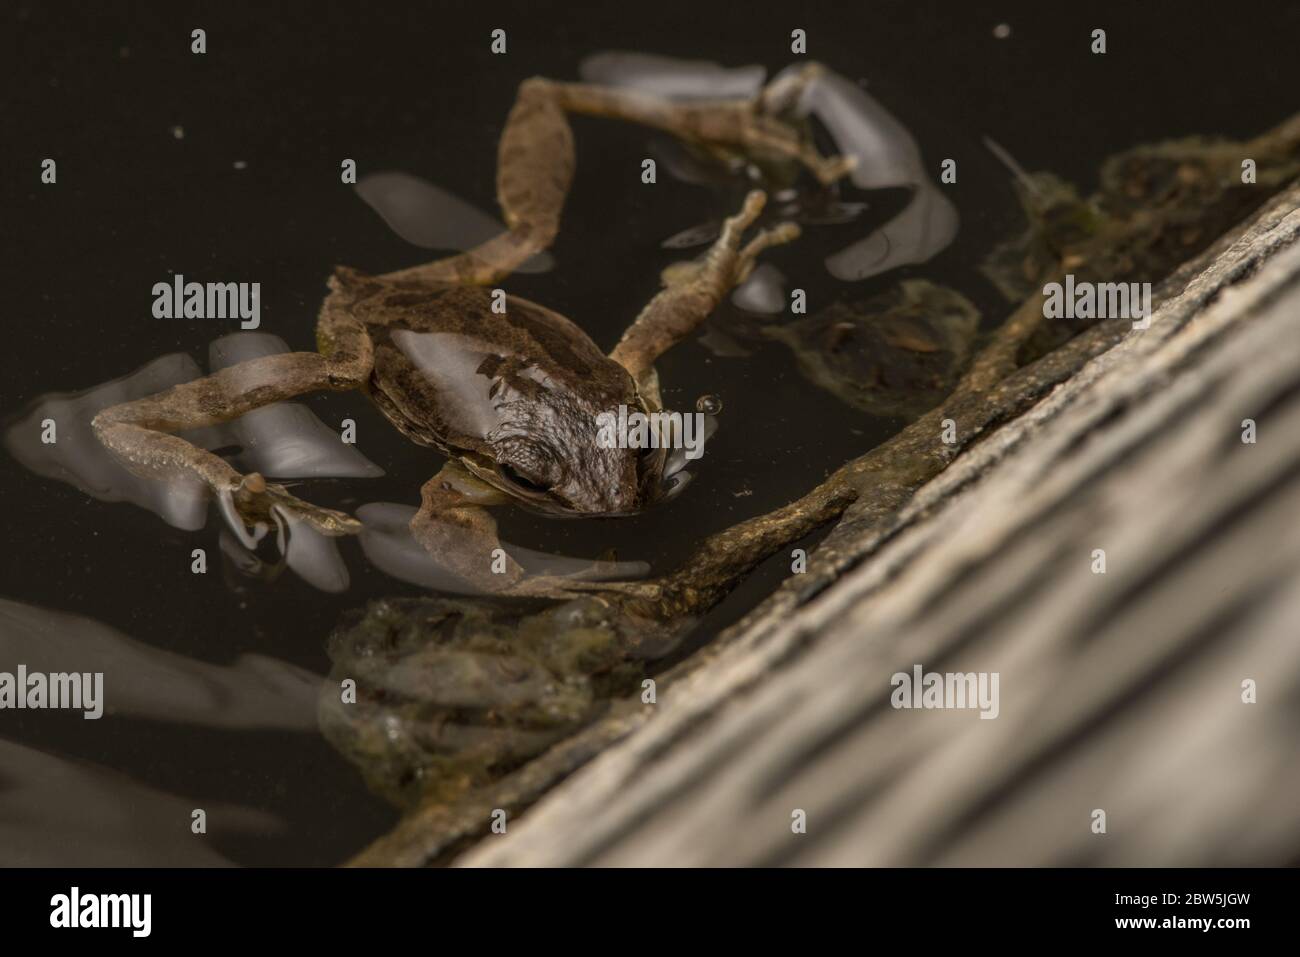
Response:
318,593,682,808
91,66,855,596
761,279,981,421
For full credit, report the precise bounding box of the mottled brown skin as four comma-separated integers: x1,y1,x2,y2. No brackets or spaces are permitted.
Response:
332,269,662,517
92,66,852,595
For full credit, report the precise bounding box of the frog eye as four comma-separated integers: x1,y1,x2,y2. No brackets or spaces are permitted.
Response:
499,463,550,494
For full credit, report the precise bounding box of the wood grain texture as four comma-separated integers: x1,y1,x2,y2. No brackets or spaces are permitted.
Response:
456,184,1300,867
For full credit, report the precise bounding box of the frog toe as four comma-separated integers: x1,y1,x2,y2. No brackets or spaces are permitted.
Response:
275,494,363,537
221,473,361,546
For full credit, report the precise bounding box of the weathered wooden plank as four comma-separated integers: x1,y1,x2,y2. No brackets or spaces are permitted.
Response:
456,184,1300,867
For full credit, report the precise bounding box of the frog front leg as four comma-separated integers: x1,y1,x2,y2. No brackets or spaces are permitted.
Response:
410,463,634,598
611,189,800,386
92,310,373,540
409,463,525,592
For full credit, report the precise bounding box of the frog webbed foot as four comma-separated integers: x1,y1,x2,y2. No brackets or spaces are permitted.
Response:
751,65,858,186
219,472,361,547
611,190,803,380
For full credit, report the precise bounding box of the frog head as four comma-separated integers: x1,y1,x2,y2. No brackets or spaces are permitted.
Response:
463,394,702,519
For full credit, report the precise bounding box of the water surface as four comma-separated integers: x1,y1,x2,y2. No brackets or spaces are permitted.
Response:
5,2,1297,864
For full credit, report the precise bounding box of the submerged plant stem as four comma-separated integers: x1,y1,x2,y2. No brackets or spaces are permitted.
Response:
349,113,1300,867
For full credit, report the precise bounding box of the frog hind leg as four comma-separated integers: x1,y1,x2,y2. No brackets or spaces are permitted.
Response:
552,63,855,185
380,66,850,290
92,304,373,539
379,76,579,287
610,189,800,385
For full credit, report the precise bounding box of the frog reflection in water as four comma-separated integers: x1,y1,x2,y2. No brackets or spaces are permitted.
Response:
92,68,855,596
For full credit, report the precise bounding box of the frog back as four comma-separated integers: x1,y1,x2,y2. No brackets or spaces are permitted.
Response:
327,268,639,460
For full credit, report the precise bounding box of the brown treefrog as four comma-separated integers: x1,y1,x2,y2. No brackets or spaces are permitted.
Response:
92,67,853,596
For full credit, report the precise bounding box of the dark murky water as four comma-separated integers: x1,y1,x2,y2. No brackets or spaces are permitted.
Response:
5,2,1297,864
